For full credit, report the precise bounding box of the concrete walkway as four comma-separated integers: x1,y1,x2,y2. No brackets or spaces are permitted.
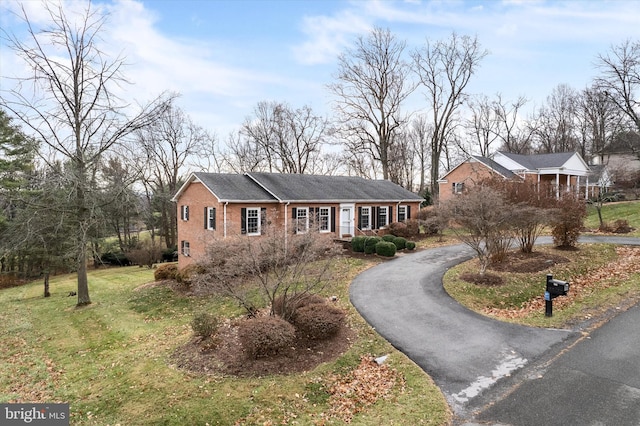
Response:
349,236,640,417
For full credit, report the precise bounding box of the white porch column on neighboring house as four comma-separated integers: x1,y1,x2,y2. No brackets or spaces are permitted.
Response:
556,172,560,198
567,175,571,193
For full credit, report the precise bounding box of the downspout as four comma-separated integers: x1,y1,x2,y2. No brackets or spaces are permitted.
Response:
284,202,290,253
223,202,228,238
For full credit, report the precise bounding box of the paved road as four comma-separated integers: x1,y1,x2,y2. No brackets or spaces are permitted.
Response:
476,302,640,426
349,236,640,423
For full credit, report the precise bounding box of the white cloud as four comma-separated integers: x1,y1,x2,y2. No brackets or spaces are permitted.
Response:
292,10,371,65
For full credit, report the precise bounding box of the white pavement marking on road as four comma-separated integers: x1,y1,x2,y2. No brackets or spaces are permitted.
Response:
452,353,528,403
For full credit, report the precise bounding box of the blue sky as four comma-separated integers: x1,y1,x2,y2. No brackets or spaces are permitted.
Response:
1,0,639,140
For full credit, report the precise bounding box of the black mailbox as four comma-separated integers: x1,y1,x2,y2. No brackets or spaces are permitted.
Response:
546,274,569,297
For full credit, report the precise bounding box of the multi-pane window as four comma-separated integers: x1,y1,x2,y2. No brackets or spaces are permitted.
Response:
296,207,309,233
319,207,330,232
398,205,407,222
181,205,189,221
453,182,465,194
378,206,388,227
360,206,371,230
205,207,216,230
246,207,260,236
181,240,190,256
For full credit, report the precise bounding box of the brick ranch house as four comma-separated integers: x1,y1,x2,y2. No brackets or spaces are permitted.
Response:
171,172,423,268
437,151,605,203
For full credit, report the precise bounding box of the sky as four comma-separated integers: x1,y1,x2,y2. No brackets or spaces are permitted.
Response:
1,0,639,142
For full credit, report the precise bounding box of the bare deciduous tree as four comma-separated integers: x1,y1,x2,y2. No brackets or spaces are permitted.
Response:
237,101,328,174
493,94,532,154
441,185,514,275
0,2,171,305
194,224,341,319
595,39,640,136
412,32,488,201
329,27,415,181
135,102,210,250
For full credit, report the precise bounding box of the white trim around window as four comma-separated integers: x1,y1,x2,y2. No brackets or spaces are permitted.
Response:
296,207,309,233
397,205,407,222
360,206,371,231
318,207,330,232
246,207,261,236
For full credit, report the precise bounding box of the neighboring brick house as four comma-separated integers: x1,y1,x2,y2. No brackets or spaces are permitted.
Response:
438,151,595,203
171,172,423,268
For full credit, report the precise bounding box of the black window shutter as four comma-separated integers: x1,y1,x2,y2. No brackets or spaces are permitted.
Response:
372,207,378,229
358,207,362,228
204,207,208,229
291,207,297,218
330,207,336,233
389,205,393,224
241,208,247,234
407,205,411,219
212,207,216,230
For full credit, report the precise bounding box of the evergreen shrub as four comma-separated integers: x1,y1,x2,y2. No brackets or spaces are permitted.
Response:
351,236,366,253
392,236,407,250
364,236,382,254
375,241,397,257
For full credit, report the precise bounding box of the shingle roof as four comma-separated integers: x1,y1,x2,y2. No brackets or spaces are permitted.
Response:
498,152,576,170
193,172,276,202
191,172,423,203
471,156,517,178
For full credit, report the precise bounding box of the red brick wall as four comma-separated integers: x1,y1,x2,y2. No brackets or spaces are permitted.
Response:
176,182,421,268
438,161,496,203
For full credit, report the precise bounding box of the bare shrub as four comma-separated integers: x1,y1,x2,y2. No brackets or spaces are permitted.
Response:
292,303,346,340
388,220,419,238
126,240,163,268
194,225,341,318
550,193,587,248
238,316,296,359
191,312,220,339
443,186,515,275
272,293,326,321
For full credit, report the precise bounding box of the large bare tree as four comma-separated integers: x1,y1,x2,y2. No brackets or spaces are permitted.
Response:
596,39,640,135
328,27,415,181
135,102,211,250
0,2,170,305
412,33,488,201
236,101,328,174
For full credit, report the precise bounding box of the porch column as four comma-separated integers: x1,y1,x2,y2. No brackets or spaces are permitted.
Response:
556,172,560,199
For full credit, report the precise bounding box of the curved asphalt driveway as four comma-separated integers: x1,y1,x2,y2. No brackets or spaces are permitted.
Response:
349,236,640,416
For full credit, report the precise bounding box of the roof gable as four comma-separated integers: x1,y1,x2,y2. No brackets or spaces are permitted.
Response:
495,151,589,174
439,156,517,181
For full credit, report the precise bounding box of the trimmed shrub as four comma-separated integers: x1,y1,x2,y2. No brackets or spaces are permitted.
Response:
375,241,397,257
238,316,296,359
389,220,420,238
351,236,366,253
176,264,204,287
364,236,382,254
191,312,220,338
392,236,407,250
406,241,416,250
272,293,326,320
154,263,177,281
292,303,345,340
382,234,397,242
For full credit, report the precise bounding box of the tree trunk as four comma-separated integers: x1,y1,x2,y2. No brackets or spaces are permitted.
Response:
43,272,50,297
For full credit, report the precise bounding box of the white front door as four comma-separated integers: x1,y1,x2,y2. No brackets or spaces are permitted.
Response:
339,204,354,238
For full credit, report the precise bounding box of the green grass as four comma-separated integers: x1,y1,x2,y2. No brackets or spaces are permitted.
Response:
0,261,450,425
585,200,640,236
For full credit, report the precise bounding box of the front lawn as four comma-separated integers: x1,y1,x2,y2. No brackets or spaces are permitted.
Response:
584,200,640,237
0,261,450,425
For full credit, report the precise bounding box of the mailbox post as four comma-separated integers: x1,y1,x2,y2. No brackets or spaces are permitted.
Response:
545,274,569,317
